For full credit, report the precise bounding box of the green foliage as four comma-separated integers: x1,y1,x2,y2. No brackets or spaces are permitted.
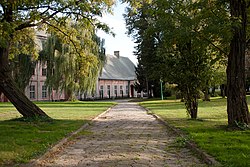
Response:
124,2,163,98
174,137,188,148
8,28,39,60
40,20,106,100
125,0,230,118
0,0,114,69
209,64,227,88
10,54,36,92
164,83,178,97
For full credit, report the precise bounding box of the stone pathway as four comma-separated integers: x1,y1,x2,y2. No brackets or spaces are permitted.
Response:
33,100,206,167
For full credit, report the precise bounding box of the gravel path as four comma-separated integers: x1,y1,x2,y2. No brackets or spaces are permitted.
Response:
34,100,206,167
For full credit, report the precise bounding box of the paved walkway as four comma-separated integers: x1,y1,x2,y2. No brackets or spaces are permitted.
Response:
34,100,206,167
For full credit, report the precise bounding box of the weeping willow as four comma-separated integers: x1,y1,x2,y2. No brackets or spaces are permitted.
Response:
40,21,106,101
10,54,36,92
9,28,37,92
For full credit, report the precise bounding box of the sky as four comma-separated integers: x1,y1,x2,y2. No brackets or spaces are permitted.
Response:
97,2,137,65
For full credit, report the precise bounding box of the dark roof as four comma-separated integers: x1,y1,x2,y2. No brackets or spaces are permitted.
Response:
99,55,136,80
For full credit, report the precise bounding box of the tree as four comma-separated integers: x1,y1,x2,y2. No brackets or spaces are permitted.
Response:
124,2,165,98
10,54,36,92
40,21,106,101
0,0,113,118
134,63,147,95
209,64,227,98
124,0,230,119
158,39,211,119
124,0,250,125
227,0,250,127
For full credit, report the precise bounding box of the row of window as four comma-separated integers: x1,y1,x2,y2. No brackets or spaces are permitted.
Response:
99,85,129,95
29,85,47,99
30,84,129,99
32,68,47,76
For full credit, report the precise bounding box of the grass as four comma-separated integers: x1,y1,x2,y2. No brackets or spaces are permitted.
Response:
140,97,250,167
0,101,115,166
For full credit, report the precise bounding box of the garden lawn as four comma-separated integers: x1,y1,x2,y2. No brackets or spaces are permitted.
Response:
0,101,115,166
140,97,250,167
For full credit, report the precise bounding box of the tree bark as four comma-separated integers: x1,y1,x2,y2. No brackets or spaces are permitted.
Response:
0,47,49,118
190,100,198,119
203,87,210,101
227,0,249,126
185,97,198,119
183,90,198,119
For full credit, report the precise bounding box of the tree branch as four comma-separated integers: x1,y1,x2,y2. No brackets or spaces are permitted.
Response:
17,5,51,11
192,29,228,55
15,22,38,31
14,0,83,31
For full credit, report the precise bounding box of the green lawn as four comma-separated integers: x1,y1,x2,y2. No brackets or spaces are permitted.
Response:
0,101,115,166
140,97,250,167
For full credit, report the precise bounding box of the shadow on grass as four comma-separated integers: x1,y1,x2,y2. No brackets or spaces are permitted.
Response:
0,118,89,166
142,98,227,110
0,101,115,109
34,101,115,105
0,106,16,109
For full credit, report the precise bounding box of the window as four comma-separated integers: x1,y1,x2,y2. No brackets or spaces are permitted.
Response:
126,85,129,94
107,85,111,97
114,85,117,96
32,68,35,75
42,85,47,98
120,85,123,94
42,68,47,76
100,85,104,96
30,85,35,99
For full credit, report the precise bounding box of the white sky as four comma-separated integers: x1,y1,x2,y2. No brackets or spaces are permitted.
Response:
97,2,137,65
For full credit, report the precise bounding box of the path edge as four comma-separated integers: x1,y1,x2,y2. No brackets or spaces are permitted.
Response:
25,104,115,167
141,106,222,167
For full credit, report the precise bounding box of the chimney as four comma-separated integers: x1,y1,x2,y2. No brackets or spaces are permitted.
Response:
114,51,120,58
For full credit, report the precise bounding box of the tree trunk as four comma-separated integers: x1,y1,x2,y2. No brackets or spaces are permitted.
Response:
220,84,226,98
184,91,198,119
0,47,49,118
186,97,198,119
203,87,210,101
227,0,249,126
190,99,198,119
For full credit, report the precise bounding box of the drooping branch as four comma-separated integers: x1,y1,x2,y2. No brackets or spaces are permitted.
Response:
44,21,82,58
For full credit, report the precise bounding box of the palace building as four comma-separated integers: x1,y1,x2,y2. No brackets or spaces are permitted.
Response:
0,31,137,102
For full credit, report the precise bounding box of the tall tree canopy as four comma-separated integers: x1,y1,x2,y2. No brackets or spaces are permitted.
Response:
0,0,114,118
124,0,250,126
124,0,229,119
